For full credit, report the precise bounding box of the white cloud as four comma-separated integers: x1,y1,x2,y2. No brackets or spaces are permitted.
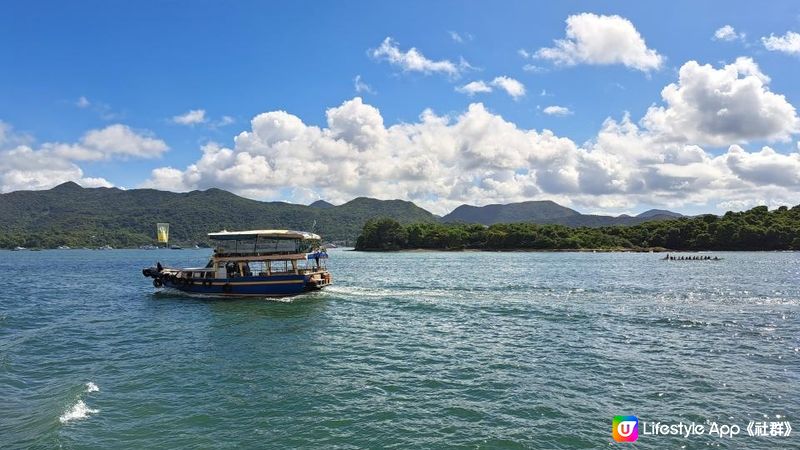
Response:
0,125,116,192
214,116,235,127
142,96,800,215
354,75,376,94
455,77,525,99
371,37,466,77
0,145,114,192
490,76,526,99
449,31,472,43
713,25,745,42
455,81,492,96
172,109,207,125
543,105,573,116
762,31,800,55
536,13,664,72
46,124,168,161
522,64,547,73
725,145,800,186
642,57,799,146
0,121,167,192
74,97,119,120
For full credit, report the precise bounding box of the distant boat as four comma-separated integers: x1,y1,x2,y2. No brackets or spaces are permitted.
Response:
661,254,723,261
12,246,27,251
142,229,332,297
98,245,114,250
139,244,158,250
57,245,71,250
170,245,183,250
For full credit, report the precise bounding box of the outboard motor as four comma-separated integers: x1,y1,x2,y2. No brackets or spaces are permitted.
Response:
143,262,165,288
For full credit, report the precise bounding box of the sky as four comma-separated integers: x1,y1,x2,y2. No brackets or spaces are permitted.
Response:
1,0,800,215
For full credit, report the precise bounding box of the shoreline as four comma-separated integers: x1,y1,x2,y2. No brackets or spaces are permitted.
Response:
352,247,798,253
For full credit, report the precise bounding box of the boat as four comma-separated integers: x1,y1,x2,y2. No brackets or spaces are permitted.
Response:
57,245,71,250
12,246,28,251
661,254,722,261
98,245,114,250
142,229,332,297
170,245,183,250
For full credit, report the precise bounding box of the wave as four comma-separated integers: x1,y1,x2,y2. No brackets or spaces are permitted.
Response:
59,381,100,424
59,400,98,424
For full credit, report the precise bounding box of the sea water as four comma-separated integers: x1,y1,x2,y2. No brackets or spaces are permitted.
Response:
0,249,797,448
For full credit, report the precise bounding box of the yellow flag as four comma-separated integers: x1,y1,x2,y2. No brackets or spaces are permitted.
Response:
156,223,169,243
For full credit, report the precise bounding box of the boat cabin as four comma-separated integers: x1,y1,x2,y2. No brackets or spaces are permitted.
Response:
157,230,328,281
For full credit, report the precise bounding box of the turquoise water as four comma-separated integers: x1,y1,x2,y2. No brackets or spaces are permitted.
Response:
1,249,797,449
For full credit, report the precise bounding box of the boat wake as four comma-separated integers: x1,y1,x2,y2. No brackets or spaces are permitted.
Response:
59,382,100,424
154,287,305,302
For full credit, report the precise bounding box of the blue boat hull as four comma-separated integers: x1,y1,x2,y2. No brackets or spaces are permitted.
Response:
162,274,314,297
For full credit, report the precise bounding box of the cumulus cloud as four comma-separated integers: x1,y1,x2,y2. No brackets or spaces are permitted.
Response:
76,96,91,108
642,57,799,146
543,105,573,116
490,76,526,99
371,37,467,77
0,144,113,193
45,124,169,161
456,80,492,96
762,31,800,55
172,109,207,125
354,75,376,94
142,96,800,214
456,77,525,99
0,122,168,192
713,25,745,42
536,13,664,72
725,145,800,186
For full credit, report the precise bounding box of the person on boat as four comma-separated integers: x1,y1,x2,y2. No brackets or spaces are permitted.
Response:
314,251,320,269
156,261,163,272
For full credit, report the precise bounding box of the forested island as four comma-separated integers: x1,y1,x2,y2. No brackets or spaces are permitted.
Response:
355,205,800,251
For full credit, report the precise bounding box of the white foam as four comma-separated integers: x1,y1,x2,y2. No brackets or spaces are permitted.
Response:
59,400,99,424
86,382,99,393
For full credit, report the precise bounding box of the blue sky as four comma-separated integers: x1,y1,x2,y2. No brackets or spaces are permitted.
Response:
2,1,800,215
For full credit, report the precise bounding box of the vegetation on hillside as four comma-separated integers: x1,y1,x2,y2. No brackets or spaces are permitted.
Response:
356,205,800,251
0,183,437,248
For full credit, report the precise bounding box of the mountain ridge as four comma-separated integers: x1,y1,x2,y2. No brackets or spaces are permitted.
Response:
442,201,682,227
0,183,686,248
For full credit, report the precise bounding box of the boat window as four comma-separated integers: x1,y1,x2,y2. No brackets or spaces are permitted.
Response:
248,261,268,276
256,238,301,254
269,260,291,274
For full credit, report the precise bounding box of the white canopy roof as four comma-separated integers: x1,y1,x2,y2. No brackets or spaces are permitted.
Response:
208,229,321,240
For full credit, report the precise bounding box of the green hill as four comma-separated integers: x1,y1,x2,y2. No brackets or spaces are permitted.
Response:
0,183,438,248
357,205,800,251
442,200,682,227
